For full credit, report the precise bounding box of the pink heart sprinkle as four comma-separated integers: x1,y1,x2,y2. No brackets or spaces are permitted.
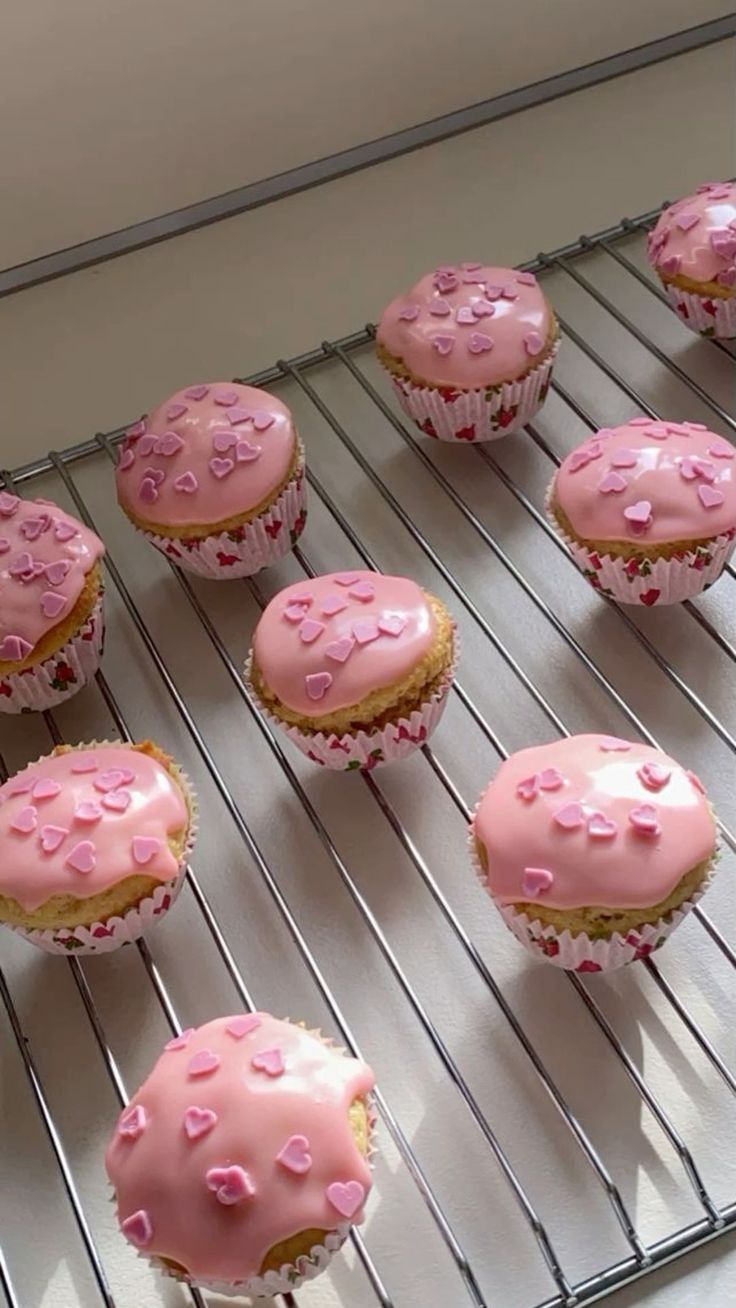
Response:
277,1134,312,1175
174,470,198,493
39,824,68,853
44,560,72,586
0,635,33,661
32,778,61,801
587,812,618,839
599,737,631,751
645,423,670,441
166,402,188,421
102,789,131,813
598,471,628,494
212,429,236,453
139,477,159,504
54,521,78,542
675,211,700,231
484,285,503,300
121,1210,153,1248
71,754,98,773
623,500,652,529
433,271,459,293
206,1165,255,1205
253,410,276,432
399,305,419,321
683,422,708,432
74,801,103,824
711,232,736,259
283,602,310,624
290,592,313,606
132,836,162,865
165,1028,194,1051
66,840,96,874
471,300,495,318
709,441,734,460
184,1105,218,1140
0,492,20,516
9,552,36,578
235,439,260,463
299,618,325,644
209,457,234,479
117,447,135,471
455,306,476,324
353,618,380,645
305,671,333,700
637,761,671,791
20,515,51,541
523,331,544,355
698,484,725,509
521,867,554,897
214,389,239,406
137,435,156,457
377,614,407,638
226,1014,262,1039
118,1105,147,1140
679,455,705,481
515,775,538,801
611,448,638,468
321,594,348,617
659,254,681,275
188,1049,221,1078
538,768,564,791
629,417,652,426
7,776,33,795
432,334,455,356
429,299,451,317
326,1180,365,1219
251,1047,285,1077
0,538,9,554
501,285,518,300
41,591,67,619
11,805,38,835
126,420,147,439
516,272,537,286
553,802,585,830
349,581,375,602
334,572,360,586
325,637,355,663
185,384,210,400
94,770,127,793
467,332,494,354
154,432,185,457
629,804,660,836
225,406,250,426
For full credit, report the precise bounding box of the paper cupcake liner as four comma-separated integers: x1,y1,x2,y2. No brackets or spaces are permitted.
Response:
0,592,105,715
4,740,197,956
156,1224,351,1299
141,446,307,578
244,632,457,771
661,281,736,340
469,818,717,972
545,485,736,606
386,338,560,443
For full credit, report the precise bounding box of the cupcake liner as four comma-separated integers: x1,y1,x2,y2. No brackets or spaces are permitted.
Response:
155,1224,351,1299
545,485,736,606
469,818,717,972
386,338,560,443
0,591,105,714
661,281,736,340
140,445,307,578
4,740,197,956
244,632,457,771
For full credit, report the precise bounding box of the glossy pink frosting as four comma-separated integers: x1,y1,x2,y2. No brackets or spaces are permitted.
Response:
648,182,736,287
376,265,554,388
0,496,104,661
106,1014,374,1283
474,734,715,910
554,420,736,544
115,383,297,528
0,746,188,911
253,571,436,715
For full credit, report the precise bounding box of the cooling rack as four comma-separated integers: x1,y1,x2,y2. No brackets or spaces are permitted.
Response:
1,201,736,1308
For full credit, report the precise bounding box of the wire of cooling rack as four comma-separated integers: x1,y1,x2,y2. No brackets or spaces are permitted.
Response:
1,202,736,1308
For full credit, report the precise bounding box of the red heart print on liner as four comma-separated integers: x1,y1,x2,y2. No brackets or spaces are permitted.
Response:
236,440,261,463
334,572,360,586
40,591,68,620
10,805,38,835
639,589,660,607
137,435,156,457
154,432,185,457
321,594,348,617
350,581,375,602
698,484,725,509
165,1028,194,1051
66,840,96,873
429,299,451,317
587,812,618,839
185,384,210,400
187,1049,221,1078
0,492,20,515
523,331,544,355
537,768,564,792
174,471,198,493
118,1105,147,1140
251,1047,285,1077
209,457,234,479
553,802,585,830
121,1210,153,1248
467,332,494,354
139,477,159,504
709,441,734,460
432,334,455,356
54,520,79,542
305,671,333,701
214,389,239,406
325,637,356,663
398,305,419,321
184,1105,218,1140
516,775,538,801
277,1134,313,1175
521,867,554,897
299,618,325,644
206,1165,255,1205
102,789,131,813
226,1014,262,1039
284,602,310,624
74,802,103,824
598,471,628,495
166,402,188,421
377,614,407,638
599,737,631,752
39,824,68,853
131,836,162,866
628,804,661,836
326,1180,365,1219
353,618,380,645
0,635,33,661
637,762,671,791
118,447,135,471
32,778,62,801
44,560,72,586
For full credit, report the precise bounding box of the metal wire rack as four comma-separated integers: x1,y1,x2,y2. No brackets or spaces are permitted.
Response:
1,201,736,1308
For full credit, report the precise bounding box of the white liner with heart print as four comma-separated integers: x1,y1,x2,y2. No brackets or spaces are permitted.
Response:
661,281,736,340
0,591,104,714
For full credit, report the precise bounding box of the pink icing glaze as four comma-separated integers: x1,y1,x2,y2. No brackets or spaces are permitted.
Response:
554,421,736,544
105,1014,374,1282
377,265,554,388
648,183,736,286
0,746,188,911
253,572,436,716
474,734,715,910
115,383,296,529
0,499,104,659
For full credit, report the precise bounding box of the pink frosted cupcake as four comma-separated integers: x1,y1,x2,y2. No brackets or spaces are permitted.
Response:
105,1014,375,1297
547,418,736,604
115,383,306,578
470,734,717,971
647,181,736,338
376,264,559,442
0,494,105,712
246,570,456,769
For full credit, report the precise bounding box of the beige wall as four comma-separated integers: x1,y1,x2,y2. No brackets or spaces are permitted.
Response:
1,0,732,266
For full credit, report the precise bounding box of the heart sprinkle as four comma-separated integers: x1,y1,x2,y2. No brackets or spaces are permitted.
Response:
32,778,62,801
598,471,628,494
277,1134,313,1175
377,614,407,638
213,389,239,406
174,471,198,493
0,635,33,661
185,384,210,400
251,1047,285,1077
429,299,451,317
432,334,455,356
325,637,356,663
521,867,554,897
118,1105,147,1140
209,457,235,480
587,812,618,839
102,789,131,813
326,1180,365,1219
226,1014,262,1039
353,618,380,645
66,840,97,874
349,581,375,602
39,824,68,854
537,768,564,792
398,305,419,321
523,331,544,355
184,1106,218,1140
467,332,494,354
206,1165,255,1205
187,1049,221,1078
299,618,325,644
305,671,333,700
623,500,653,531
321,594,348,617
131,836,162,865
165,1028,194,1051
697,484,725,509
121,1210,153,1248
628,804,661,837
553,802,585,830
599,737,631,751
74,801,103,824
11,805,38,835
637,761,671,791
515,775,538,801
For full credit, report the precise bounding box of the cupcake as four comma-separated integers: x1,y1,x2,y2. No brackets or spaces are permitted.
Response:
246,570,456,769
0,494,105,712
376,264,559,442
470,733,717,971
115,383,307,578
105,1014,375,1297
0,741,195,954
547,419,736,605
647,181,736,339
